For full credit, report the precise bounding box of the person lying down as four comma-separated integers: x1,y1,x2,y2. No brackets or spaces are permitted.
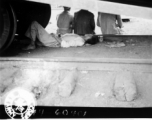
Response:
23,21,99,50
61,34,100,48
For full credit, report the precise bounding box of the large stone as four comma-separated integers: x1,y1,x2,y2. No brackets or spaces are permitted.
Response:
58,69,78,97
113,71,138,101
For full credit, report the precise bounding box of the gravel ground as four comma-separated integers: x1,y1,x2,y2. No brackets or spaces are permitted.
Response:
14,36,152,60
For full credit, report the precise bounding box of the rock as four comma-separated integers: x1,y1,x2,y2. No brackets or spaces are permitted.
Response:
113,71,137,101
95,92,101,98
58,69,78,97
95,92,105,98
81,71,88,74
32,87,42,99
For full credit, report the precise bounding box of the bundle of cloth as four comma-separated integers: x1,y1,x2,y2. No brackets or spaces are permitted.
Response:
61,34,85,48
61,34,100,48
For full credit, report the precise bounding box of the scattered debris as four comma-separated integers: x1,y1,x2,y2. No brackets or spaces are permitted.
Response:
81,71,88,74
130,39,133,42
32,87,41,99
95,92,101,97
95,92,105,98
85,44,91,46
105,42,126,48
101,93,105,96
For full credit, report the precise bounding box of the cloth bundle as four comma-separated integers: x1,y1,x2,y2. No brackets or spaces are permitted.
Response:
61,34,85,48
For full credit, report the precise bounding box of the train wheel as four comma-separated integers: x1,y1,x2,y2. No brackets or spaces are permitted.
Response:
0,3,17,54
0,1,51,55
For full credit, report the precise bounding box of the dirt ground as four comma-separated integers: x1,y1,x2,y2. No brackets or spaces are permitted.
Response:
12,36,152,60
0,36,152,107
0,62,152,107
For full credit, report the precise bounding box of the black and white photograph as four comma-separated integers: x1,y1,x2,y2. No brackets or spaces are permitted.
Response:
0,0,152,119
